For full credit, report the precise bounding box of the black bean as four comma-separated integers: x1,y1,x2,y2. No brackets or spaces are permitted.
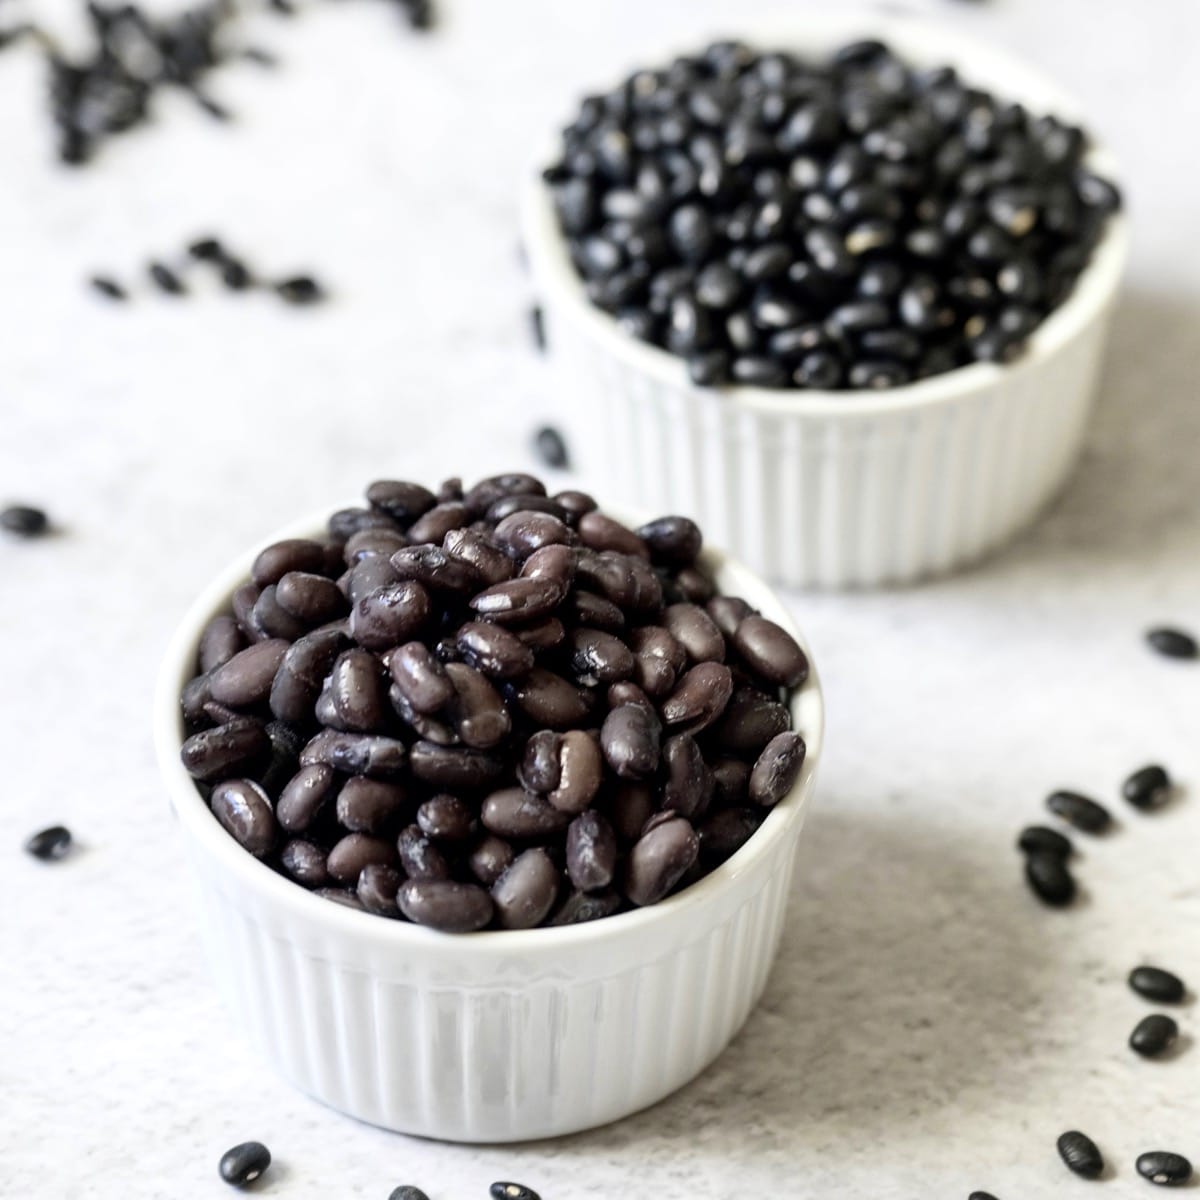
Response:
445,662,510,749
1017,826,1072,858
492,848,560,929
443,529,516,586
387,641,455,713
198,615,245,674
1129,1014,1179,1058
398,879,493,932
345,527,407,565
1136,1152,1193,1187
315,887,364,909
1046,789,1112,833
24,825,73,861
89,275,127,301
534,426,569,469
1057,1131,1104,1180
471,577,566,624
275,275,324,305
569,627,635,684
252,539,329,587
625,817,699,906
661,662,734,734
300,730,408,779
409,741,503,791
481,788,571,839
1122,764,1172,811
601,703,662,779
397,824,450,881
546,731,603,814
528,304,547,351
336,777,406,834
698,807,762,860
148,261,185,295
357,863,402,916
350,581,432,650
326,833,397,884
276,764,337,832
1129,966,1186,1004
417,794,475,842
967,1194,999,1200
512,668,590,728
518,544,577,589
218,1141,271,1188
0,503,49,538
390,545,481,594
388,1188,432,1200
269,628,349,723
629,626,687,697
1145,626,1197,660
551,888,623,925
279,838,329,887
211,780,277,857
1025,852,1075,907
181,718,269,782
749,732,806,806
661,733,713,819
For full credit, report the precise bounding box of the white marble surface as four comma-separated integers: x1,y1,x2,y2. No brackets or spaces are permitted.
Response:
3,0,1199,1196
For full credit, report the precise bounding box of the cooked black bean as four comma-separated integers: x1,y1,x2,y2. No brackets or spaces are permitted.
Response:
1025,852,1075,907
273,571,347,625
1017,826,1072,858
395,824,449,881
534,425,570,469
409,741,504,791
548,730,603,813
633,519,700,571
490,1184,542,1200
471,577,566,623
1122,764,1172,811
661,662,734,734
398,879,494,932
698,807,762,860
492,848,560,929
733,616,808,687
417,794,475,841
181,719,269,782
1129,966,1186,1004
326,833,397,884
345,555,401,605
252,539,328,587
269,627,349,723
576,550,663,613
551,888,623,925
713,687,790,753
565,810,618,891
512,669,590,727
390,545,481,594
569,627,635,684
1145,626,1198,660
513,617,567,650
345,527,407,564
366,479,436,525
661,733,713,819
493,512,573,561
1136,1151,1193,1186
336,777,406,834
1057,1131,1104,1179
208,639,289,707
276,764,337,832
250,584,310,641
602,703,662,779
279,838,329,887
325,649,387,732
481,788,571,839
183,676,214,724
489,494,569,523
387,641,456,713
356,863,402,916
710,758,752,808
749,732,807,806
663,603,725,665
350,581,432,650
300,730,408,778
520,544,578,592
1046,789,1112,833
445,662,511,749
388,1188,432,1200
315,887,365,909
625,817,699,905
211,780,277,857
468,835,515,886
198,615,244,674
24,825,73,861
627,626,687,698
218,1141,271,1187
1129,1014,1179,1058
444,528,516,585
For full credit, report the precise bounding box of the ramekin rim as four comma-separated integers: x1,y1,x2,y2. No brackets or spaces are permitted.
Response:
520,10,1131,419
154,503,825,961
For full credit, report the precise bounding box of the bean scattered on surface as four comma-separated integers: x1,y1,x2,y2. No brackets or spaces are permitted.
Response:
1,504,50,537
491,1184,542,1200
1017,825,1072,858
1025,852,1075,907
1122,764,1172,811
1057,1130,1105,1179
1129,1014,1179,1058
218,1141,271,1188
534,425,570,469
1145,627,1198,660
1046,789,1112,833
1129,966,1186,1004
1136,1151,1193,1187
23,825,73,861
388,1188,431,1200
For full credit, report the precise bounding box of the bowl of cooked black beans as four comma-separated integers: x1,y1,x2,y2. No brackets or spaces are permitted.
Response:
523,13,1129,588
155,473,824,1142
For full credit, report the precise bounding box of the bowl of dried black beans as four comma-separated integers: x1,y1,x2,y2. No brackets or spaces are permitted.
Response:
154,473,824,1142
522,14,1128,589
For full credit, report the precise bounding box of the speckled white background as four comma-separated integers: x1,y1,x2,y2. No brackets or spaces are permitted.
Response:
2,0,1198,1196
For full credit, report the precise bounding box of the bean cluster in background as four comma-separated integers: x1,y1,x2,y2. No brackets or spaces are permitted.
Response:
543,38,1122,390
90,235,325,306
0,0,433,168
176,473,810,933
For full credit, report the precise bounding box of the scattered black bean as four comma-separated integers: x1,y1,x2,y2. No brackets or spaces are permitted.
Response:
1136,1152,1193,1187
968,1193,999,1200
218,1141,271,1188
23,825,73,861
275,275,324,305
1025,852,1075,907
529,304,547,352
534,425,570,470
490,1183,542,1200
1057,1130,1104,1179
0,505,50,537
1017,825,1072,858
1129,1014,1179,1058
221,259,254,291
544,39,1120,389
1046,789,1112,833
1145,626,1198,661
89,275,127,301
1122,764,1173,811
1129,966,1186,1005
148,261,186,296
388,1188,431,1200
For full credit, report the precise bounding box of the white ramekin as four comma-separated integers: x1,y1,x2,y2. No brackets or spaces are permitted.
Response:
154,508,824,1143
522,13,1130,589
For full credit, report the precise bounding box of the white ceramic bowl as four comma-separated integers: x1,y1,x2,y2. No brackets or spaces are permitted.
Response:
522,13,1130,589
154,508,824,1143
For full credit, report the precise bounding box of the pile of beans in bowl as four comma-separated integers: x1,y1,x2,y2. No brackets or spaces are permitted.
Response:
544,38,1122,389
177,474,810,932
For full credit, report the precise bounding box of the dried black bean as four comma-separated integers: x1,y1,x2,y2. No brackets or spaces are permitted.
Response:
1046,789,1112,833
1129,966,1186,1004
1122,764,1172,811
1145,626,1197,660
211,780,276,857
1057,1131,1104,1180
1129,1014,1179,1058
1017,826,1072,858
218,1141,271,1187
1136,1152,1193,1187
398,879,493,932
1025,852,1075,907
24,825,73,861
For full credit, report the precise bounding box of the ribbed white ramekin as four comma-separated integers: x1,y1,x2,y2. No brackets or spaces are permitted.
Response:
522,13,1130,589
154,508,824,1143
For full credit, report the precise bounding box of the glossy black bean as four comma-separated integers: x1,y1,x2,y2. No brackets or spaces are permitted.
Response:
467,835,515,887
533,426,570,470
398,879,494,932
444,662,510,749
520,544,578,590
218,1141,271,1187
397,824,451,881
1129,966,1186,1004
207,639,288,707
417,795,476,841
553,490,598,523
629,626,687,697
350,582,432,651
577,511,649,559
706,595,754,639
576,550,663,614
1046,789,1112,833
662,733,713,819
698,807,762,860
567,627,633,685
279,838,329,887
710,758,752,808
405,501,468,545
251,539,327,587
248,585,308,641
519,731,563,793
481,788,571,839
661,662,734,734
442,529,515,586
197,615,244,675
324,649,386,732
389,546,480,596
356,863,402,916
345,527,408,565
336,777,406,834
749,732,806,806
211,780,276,857
490,1183,542,1200
1145,626,1197,660
602,704,662,779
551,888,623,925
300,730,407,779
344,556,399,606
549,731,604,814
1129,1014,1179,1058
1025,852,1075,907
326,833,397,883
364,479,435,526
492,848,560,929
569,591,626,632
277,764,338,833
272,571,345,626
181,719,269,782
1057,1131,1104,1180
662,603,725,665
625,817,699,906
1136,1152,1192,1187
471,577,566,623
1017,826,1072,858
409,741,503,791
268,628,349,723
387,641,455,713
564,810,618,892
1122,764,1172,810
794,350,843,388
24,825,73,861
713,687,790,753
512,669,590,728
